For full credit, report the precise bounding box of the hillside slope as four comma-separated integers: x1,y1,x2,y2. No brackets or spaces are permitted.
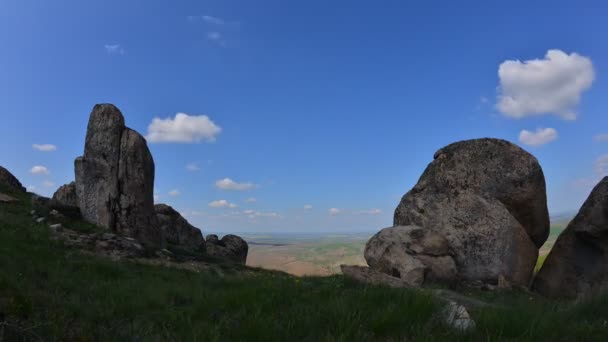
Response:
1,187,608,341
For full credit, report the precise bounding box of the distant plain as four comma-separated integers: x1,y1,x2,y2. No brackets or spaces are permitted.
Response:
242,215,573,276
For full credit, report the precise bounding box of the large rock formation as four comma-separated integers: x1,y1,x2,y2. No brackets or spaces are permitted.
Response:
533,177,608,299
206,234,248,264
73,104,163,248
366,138,549,287
0,166,25,193
52,182,78,208
155,204,206,253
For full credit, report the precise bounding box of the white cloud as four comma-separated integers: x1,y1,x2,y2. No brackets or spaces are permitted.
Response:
358,209,382,215
42,180,55,187
209,200,238,208
32,144,57,152
594,155,608,177
207,32,221,41
168,189,180,197
202,15,225,25
27,185,36,192
497,49,595,120
243,210,279,219
518,128,558,146
572,154,608,190
188,15,225,25
30,165,49,175
304,204,313,210
329,208,341,215
186,163,201,172
594,134,608,142
104,44,124,55
146,113,221,143
215,178,256,191
245,197,257,203
154,193,160,202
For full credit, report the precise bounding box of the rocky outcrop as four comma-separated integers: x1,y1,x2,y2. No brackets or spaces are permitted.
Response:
364,226,457,287
366,138,549,287
533,177,608,299
206,234,248,264
52,182,78,208
74,104,163,249
155,204,206,253
0,166,25,193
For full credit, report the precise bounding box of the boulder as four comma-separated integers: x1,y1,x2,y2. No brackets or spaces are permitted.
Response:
206,234,219,244
155,204,206,252
114,128,161,246
73,104,163,249
395,138,549,247
533,177,608,299
206,234,248,264
364,226,457,287
0,166,25,193
369,138,549,287
52,182,78,208
340,265,414,288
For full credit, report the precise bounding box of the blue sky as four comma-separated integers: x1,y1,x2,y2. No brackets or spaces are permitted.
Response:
1,0,607,233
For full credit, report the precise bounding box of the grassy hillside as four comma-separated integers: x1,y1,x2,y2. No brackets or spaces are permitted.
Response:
2,188,608,341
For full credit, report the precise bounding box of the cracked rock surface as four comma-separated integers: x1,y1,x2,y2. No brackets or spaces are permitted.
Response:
74,104,163,249
367,138,549,287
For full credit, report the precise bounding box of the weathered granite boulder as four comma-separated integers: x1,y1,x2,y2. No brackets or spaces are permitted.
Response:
206,234,248,264
364,226,457,287
74,104,163,249
395,138,549,247
533,177,608,299
155,204,205,253
52,182,78,208
367,138,549,287
0,166,25,193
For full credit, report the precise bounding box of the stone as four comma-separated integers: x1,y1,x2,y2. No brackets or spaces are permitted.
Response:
73,104,163,249
340,265,414,288
441,301,476,331
36,217,46,223
396,138,549,247
533,177,608,299
114,128,162,247
0,193,18,203
52,182,78,208
377,138,548,287
206,234,248,264
364,226,457,287
49,223,63,231
0,166,25,193
155,204,205,253
206,234,219,244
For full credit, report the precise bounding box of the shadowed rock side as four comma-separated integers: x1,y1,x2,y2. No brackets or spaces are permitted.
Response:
52,182,78,208
206,234,248,264
155,204,206,253
533,177,608,299
366,138,549,288
73,104,163,249
364,226,457,287
0,166,25,193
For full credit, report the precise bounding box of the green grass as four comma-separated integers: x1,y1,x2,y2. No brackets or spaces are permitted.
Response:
1,187,608,340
